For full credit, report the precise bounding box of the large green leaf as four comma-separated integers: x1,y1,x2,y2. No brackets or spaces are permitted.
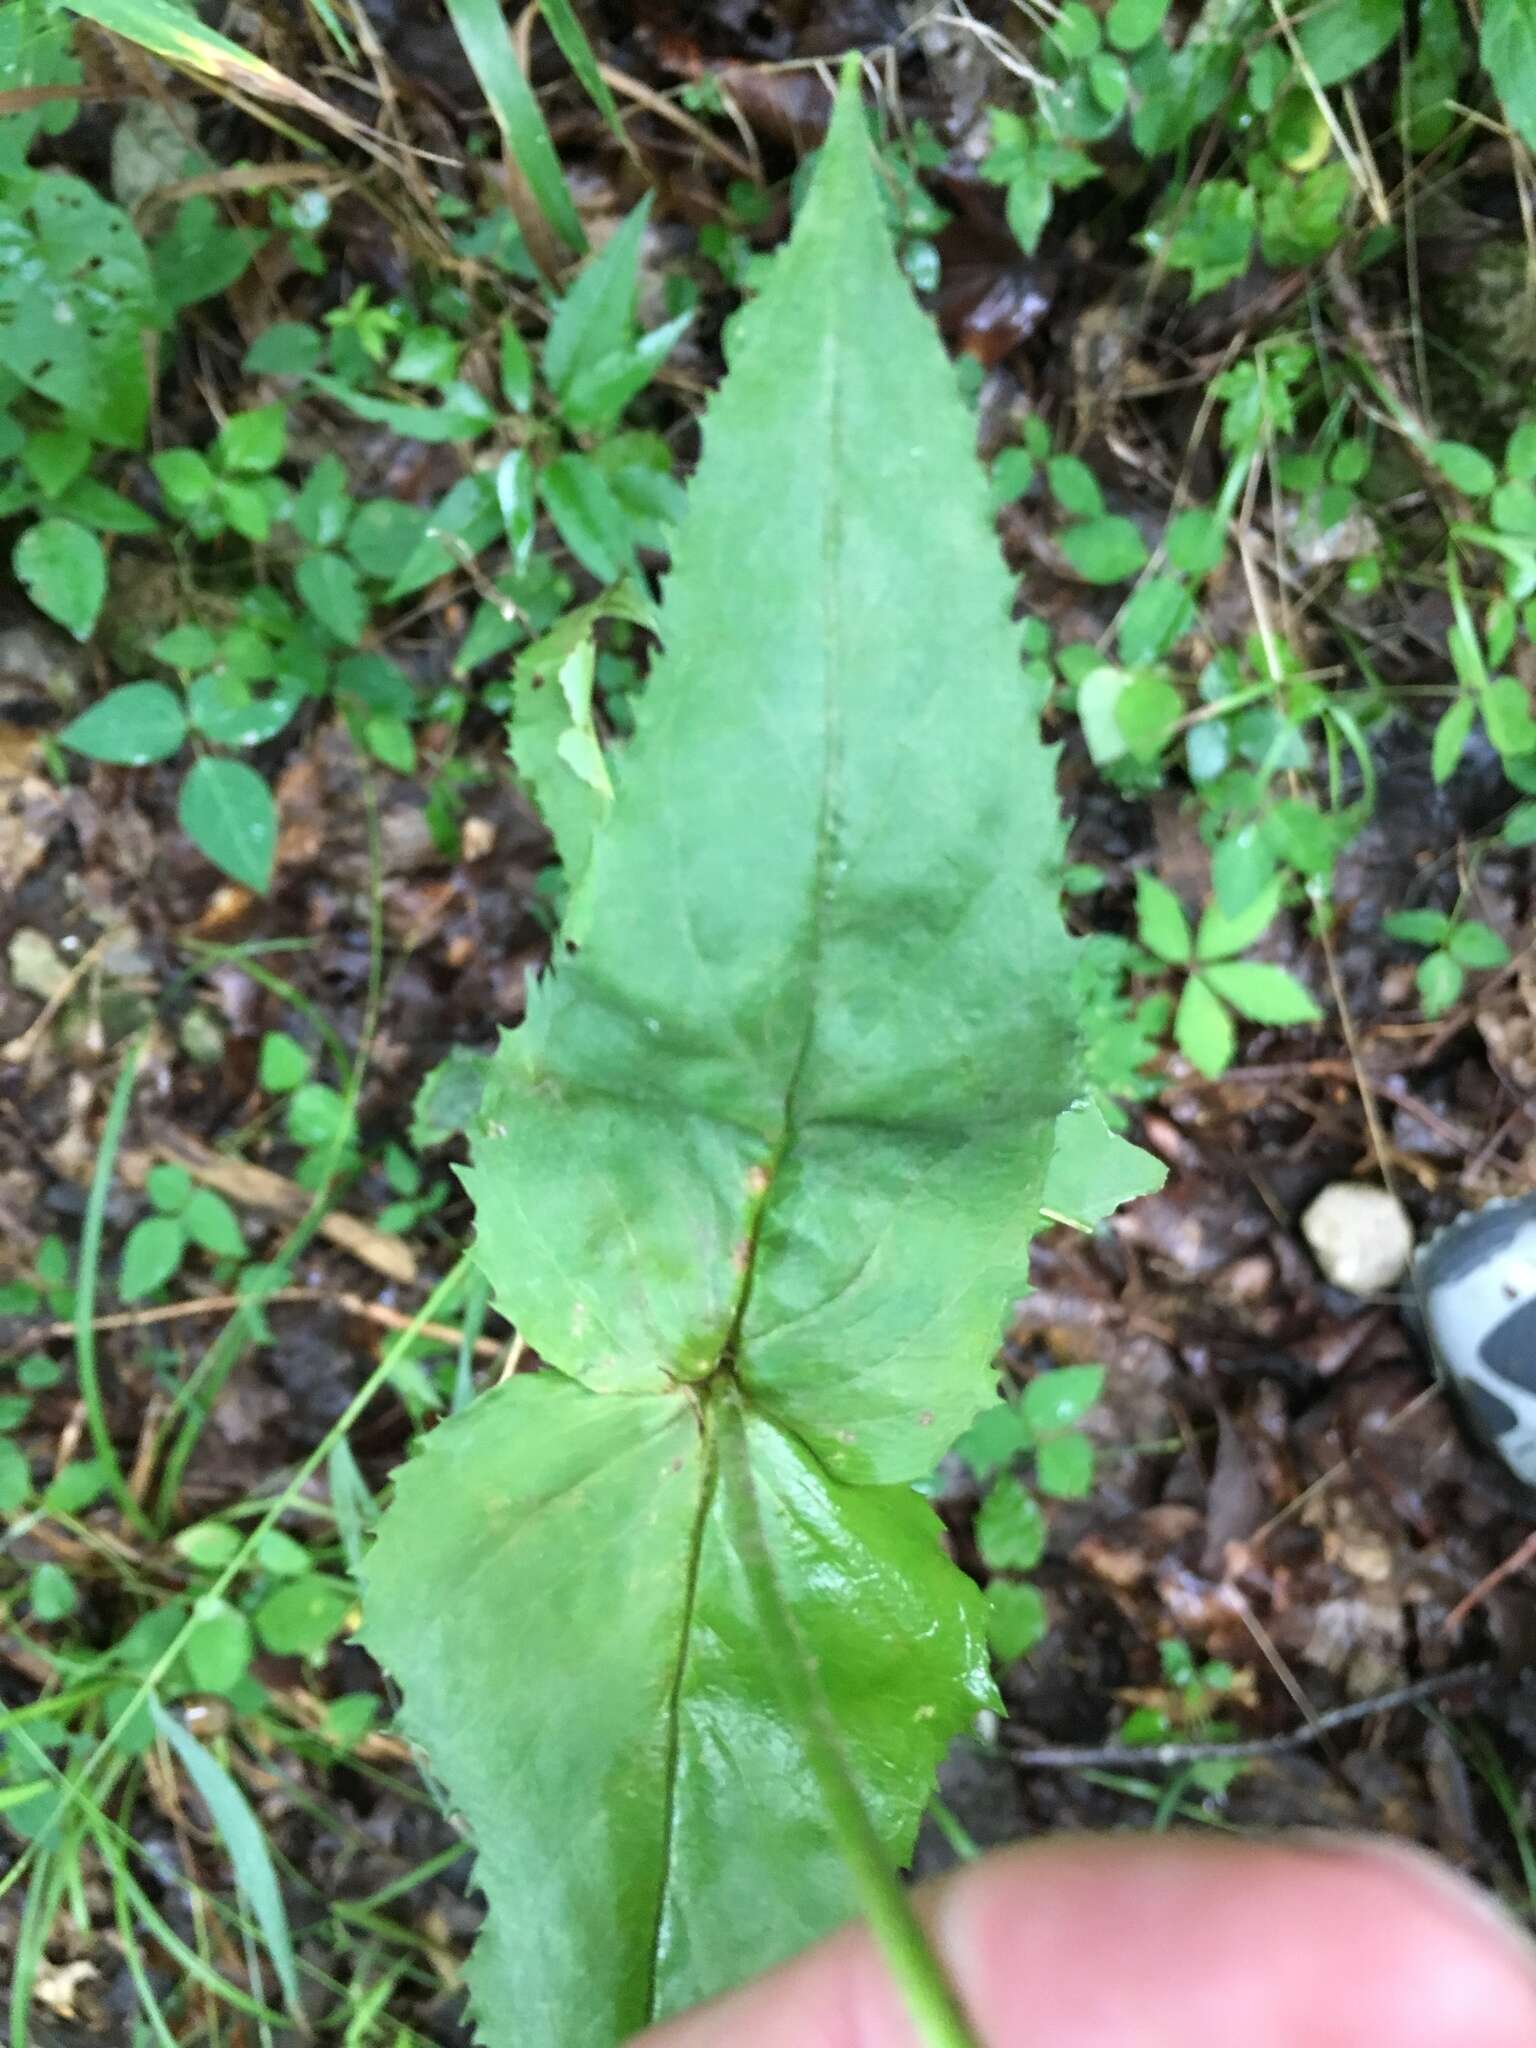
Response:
466,83,1087,1487
368,71,1152,2048
364,1373,992,2045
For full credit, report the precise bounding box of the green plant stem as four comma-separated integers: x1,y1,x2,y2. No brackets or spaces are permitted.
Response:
713,1385,985,2048
76,1029,153,1537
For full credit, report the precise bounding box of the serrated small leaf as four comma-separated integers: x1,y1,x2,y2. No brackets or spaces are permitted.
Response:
174,1520,243,1568
14,518,106,640
1195,877,1282,961
244,322,322,375
347,500,431,578
286,1082,350,1149
1202,960,1323,1026
60,682,187,765
146,1163,192,1213
1211,825,1275,918
412,1046,492,1148
1021,1365,1105,1432
184,1187,244,1258
153,447,215,506
1165,506,1224,574
121,1216,185,1301
1135,872,1193,963
1432,695,1476,784
1034,1429,1096,1498
255,1574,354,1655
1047,454,1105,518
183,1598,253,1692
1430,439,1497,496
1417,948,1464,1014
986,1579,1049,1659
178,758,277,892
1448,920,1511,969
363,712,416,773
295,551,367,644
1061,513,1149,582
1107,0,1172,48
1117,576,1194,664
215,404,287,474
1384,907,1453,945
950,1393,1035,1480
0,1440,30,1513
1115,671,1182,760
1175,973,1237,1076
258,1031,311,1092
1508,417,1536,480
975,1474,1047,1570
29,1561,77,1622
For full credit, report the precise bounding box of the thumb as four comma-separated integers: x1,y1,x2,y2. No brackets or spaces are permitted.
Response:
634,1834,1536,2048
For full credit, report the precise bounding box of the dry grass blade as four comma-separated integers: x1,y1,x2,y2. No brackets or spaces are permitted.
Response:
64,0,376,146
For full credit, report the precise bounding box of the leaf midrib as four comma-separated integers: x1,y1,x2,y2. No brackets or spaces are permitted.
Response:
716,306,848,1374
644,252,851,2023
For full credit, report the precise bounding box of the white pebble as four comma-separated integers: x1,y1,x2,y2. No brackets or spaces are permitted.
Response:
1301,1182,1414,1295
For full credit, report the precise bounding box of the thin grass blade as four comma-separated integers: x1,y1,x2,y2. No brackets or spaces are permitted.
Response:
443,0,586,251
537,0,625,145
152,1705,303,2022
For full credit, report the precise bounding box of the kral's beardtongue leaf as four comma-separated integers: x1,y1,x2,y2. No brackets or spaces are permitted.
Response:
365,65,1156,2048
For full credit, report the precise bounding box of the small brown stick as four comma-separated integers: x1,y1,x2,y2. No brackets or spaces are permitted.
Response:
3,1287,504,1360
1247,1387,1443,1549
1000,1664,1498,1771
0,928,129,1067
1444,1530,1536,1635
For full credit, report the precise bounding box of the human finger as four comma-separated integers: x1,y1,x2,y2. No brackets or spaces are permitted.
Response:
635,1833,1536,2048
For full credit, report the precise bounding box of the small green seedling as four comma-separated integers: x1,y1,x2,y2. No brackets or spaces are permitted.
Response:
954,1366,1107,1660
1136,874,1323,1078
1382,908,1512,1016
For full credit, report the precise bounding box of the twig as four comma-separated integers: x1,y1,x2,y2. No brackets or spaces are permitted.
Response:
1444,1531,1536,1635
0,927,128,1066
2,1286,504,1359
1000,1664,1498,1771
